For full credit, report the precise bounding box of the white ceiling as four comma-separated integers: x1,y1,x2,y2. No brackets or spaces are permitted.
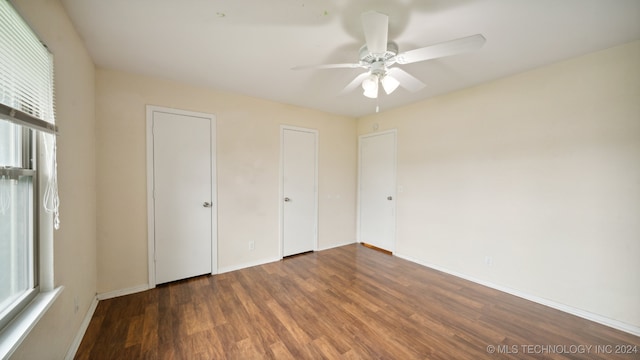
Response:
59,0,640,118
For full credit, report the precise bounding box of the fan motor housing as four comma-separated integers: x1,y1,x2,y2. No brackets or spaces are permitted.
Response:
359,42,399,64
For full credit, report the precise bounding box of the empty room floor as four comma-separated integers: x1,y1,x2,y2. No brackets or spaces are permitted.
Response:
75,244,640,359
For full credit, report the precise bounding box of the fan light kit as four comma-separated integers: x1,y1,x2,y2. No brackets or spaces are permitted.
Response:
293,10,486,103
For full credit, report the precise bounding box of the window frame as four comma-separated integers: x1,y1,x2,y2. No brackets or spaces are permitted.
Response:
0,124,39,331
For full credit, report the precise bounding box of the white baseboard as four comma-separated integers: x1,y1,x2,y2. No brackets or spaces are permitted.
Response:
96,284,151,301
218,257,282,274
65,296,99,360
218,243,361,274
317,240,357,252
394,252,640,337
65,284,151,358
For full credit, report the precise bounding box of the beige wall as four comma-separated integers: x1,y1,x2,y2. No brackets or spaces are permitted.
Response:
358,41,640,328
10,0,97,358
95,69,357,293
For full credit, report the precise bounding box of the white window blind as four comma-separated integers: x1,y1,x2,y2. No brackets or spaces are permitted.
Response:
0,0,57,134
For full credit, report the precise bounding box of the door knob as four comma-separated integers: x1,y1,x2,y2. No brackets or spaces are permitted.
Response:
284,197,291,202
387,196,393,200
203,202,212,207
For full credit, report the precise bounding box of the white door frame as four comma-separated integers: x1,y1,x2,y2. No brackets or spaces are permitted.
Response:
146,105,217,288
357,129,397,251
279,125,319,258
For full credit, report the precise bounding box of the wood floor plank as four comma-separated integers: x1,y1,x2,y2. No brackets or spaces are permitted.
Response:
125,315,144,348
269,341,296,360
75,244,640,359
140,302,158,355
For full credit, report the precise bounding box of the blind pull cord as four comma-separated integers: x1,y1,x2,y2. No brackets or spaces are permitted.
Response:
42,132,60,229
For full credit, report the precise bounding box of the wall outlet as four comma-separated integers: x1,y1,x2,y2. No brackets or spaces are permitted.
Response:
484,256,493,266
249,240,255,251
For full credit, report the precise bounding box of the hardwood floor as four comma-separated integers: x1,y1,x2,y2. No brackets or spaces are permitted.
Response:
75,244,639,359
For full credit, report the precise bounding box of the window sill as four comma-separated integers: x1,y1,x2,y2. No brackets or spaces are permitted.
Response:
0,287,63,359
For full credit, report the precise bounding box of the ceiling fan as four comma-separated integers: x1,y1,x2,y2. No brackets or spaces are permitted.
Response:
293,11,486,99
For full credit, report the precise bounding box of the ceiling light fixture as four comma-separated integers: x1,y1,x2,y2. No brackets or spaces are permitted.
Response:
362,74,379,98
381,74,400,94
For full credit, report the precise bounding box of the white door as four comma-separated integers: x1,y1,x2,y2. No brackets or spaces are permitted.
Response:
147,106,216,285
358,130,397,252
281,127,318,257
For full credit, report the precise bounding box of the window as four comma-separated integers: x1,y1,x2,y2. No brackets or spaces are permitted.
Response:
0,0,60,353
0,121,37,331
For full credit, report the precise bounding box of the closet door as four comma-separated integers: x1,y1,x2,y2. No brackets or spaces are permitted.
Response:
148,106,217,285
358,130,397,252
281,126,318,257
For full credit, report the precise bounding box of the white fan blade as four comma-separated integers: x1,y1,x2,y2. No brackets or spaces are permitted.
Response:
292,63,362,70
361,11,388,55
396,34,486,65
339,72,370,95
386,68,425,92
